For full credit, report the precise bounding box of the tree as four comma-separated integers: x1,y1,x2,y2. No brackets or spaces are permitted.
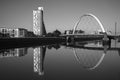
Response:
53,29,61,37
78,30,85,34
46,32,54,37
46,29,61,37
27,31,37,37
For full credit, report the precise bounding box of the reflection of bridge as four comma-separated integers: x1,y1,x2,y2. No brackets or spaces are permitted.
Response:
62,41,120,70
73,48,105,70
65,44,120,52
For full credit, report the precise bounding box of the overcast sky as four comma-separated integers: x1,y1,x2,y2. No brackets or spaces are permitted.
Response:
0,0,120,33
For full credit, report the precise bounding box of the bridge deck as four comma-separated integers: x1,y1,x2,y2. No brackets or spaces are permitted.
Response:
61,34,118,40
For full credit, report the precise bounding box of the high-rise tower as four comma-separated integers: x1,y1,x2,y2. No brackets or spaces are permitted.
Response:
33,7,46,36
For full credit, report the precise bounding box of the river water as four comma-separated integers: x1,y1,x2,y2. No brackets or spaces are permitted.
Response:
0,40,120,80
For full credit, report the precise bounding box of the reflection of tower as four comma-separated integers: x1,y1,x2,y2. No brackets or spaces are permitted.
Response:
33,7,46,36
33,46,46,75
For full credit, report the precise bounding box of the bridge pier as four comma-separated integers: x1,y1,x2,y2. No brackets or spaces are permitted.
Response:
66,36,74,43
102,33,111,48
118,36,120,42
118,49,120,56
66,36,75,46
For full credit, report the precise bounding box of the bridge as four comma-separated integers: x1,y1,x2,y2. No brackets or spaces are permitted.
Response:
61,13,119,43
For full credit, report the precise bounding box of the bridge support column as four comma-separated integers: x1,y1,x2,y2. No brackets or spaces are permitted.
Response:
66,36,74,42
66,36,75,45
102,33,111,48
118,36,120,42
118,50,120,56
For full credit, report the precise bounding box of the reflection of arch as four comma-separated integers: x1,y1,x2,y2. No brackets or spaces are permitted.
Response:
73,48,105,70
73,13,106,34
89,53,105,70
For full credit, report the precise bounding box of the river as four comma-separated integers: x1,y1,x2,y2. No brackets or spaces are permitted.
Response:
0,40,120,80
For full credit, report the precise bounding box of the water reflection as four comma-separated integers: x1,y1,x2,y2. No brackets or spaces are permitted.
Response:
32,40,120,76
0,40,120,80
63,40,109,70
33,44,61,76
73,48,106,70
62,40,120,70
33,46,46,76
0,48,28,58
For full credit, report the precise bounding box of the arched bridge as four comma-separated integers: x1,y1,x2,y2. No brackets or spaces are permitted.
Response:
64,13,118,42
73,13,106,34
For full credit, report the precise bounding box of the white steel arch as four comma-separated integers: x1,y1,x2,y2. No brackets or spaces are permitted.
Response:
73,13,106,34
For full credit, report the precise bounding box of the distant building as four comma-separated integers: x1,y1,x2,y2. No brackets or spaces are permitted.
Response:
8,29,16,37
91,30,106,35
0,28,10,37
8,28,28,38
14,28,28,37
64,29,85,34
64,30,73,34
0,28,9,34
0,27,28,38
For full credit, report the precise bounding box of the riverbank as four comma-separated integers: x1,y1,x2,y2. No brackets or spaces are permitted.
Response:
0,37,66,49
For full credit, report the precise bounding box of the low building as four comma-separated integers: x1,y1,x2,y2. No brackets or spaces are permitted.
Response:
0,28,9,34
14,28,28,38
64,30,85,34
64,30,73,34
0,28,10,37
8,29,16,37
0,27,28,38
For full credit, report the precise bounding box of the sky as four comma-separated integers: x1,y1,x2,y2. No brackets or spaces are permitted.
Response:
0,0,120,33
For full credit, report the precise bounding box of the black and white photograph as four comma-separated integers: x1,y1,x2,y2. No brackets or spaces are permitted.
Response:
0,0,120,80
